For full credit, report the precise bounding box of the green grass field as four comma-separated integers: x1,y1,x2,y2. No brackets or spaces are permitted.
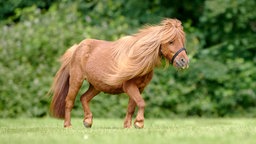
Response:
0,118,256,144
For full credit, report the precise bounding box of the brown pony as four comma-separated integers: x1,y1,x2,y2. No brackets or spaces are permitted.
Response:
50,18,189,129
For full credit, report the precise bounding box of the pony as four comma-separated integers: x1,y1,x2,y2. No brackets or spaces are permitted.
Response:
50,18,189,129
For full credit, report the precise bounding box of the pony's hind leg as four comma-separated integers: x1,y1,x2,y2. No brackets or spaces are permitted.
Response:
64,73,84,128
124,98,136,128
80,84,100,128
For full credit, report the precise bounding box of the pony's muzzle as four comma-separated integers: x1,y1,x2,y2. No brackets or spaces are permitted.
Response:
175,57,189,69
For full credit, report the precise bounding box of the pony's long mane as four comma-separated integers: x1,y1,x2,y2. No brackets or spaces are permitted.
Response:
104,19,185,85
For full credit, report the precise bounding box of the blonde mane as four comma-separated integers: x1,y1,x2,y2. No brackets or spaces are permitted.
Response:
105,19,185,85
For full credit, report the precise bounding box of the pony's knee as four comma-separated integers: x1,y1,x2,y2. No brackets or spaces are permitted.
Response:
80,95,86,102
137,100,145,109
127,108,135,115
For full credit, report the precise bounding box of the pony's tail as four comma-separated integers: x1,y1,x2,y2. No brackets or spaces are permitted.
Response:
50,44,77,119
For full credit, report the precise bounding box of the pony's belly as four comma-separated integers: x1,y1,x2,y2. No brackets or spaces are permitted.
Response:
87,77,124,94
85,70,154,94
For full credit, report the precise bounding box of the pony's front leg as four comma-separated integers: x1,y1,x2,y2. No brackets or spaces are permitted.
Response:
123,80,145,129
124,98,136,128
80,84,100,128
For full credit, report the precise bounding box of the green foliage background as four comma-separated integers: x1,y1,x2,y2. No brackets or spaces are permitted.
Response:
0,0,255,118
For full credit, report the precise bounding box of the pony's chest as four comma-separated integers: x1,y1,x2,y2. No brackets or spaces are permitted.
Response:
134,72,154,91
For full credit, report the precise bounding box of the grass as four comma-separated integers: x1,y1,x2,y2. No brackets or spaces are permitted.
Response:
0,118,256,144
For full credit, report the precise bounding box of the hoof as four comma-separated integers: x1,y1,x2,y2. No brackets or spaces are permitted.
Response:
64,125,72,128
83,121,92,128
124,121,132,128
134,121,144,129
124,125,132,129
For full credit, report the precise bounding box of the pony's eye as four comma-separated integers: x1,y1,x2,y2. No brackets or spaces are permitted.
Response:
169,41,174,45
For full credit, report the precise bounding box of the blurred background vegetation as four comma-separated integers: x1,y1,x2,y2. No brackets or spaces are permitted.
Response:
0,0,255,118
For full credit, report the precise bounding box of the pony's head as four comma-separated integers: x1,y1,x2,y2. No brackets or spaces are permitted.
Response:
160,19,189,69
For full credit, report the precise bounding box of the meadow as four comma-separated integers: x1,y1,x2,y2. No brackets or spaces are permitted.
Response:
0,118,255,144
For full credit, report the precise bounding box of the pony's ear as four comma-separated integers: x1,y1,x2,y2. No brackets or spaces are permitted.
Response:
161,18,182,29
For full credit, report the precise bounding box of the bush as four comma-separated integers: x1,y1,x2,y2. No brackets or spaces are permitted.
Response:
0,0,255,118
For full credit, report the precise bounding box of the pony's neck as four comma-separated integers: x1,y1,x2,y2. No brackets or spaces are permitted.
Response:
109,27,162,81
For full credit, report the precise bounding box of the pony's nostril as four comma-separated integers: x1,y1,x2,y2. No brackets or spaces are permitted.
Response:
180,58,186,63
